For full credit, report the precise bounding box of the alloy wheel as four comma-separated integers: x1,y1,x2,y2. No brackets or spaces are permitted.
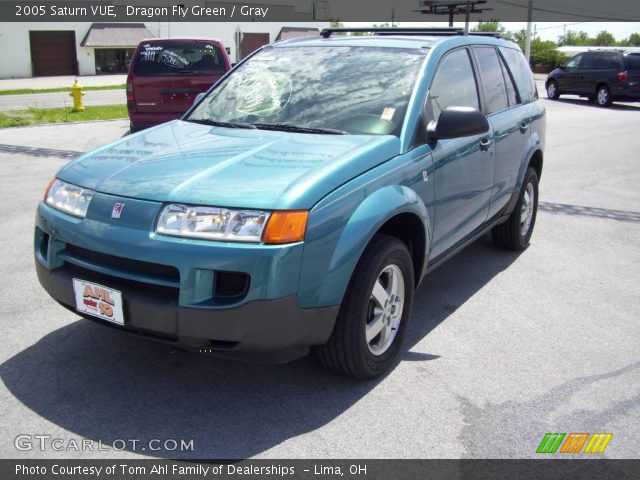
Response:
597,88,609,106
520,182,535,237
366,264,405,356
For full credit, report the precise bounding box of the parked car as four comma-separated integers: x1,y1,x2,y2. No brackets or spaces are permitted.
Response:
545,50,640,106
35,28,545,379
127,38,231,131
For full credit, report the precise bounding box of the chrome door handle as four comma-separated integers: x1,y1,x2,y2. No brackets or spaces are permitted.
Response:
479,137,492,150
519,122,528,133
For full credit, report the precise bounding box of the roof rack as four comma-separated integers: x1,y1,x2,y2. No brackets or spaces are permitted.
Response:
468,32,502,38
319,28,501,39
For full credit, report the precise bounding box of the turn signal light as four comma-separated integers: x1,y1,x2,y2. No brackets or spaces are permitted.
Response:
263,210,308,244
43,177,56,201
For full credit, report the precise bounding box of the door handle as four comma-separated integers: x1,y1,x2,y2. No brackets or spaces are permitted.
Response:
519,121,529,133
479,137,492,151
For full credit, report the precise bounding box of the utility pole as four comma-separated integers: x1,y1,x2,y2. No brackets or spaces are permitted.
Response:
525,0,533,63
464,1,471,34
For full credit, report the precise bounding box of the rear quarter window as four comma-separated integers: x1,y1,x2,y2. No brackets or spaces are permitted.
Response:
499,46,537,103
133,41,226,76
473,46,509,114
624,54,640,70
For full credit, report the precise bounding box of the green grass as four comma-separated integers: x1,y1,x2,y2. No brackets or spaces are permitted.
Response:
0,84,125,96
0,105,127,128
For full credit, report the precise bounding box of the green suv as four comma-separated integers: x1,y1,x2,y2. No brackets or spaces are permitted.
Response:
35,28,545,379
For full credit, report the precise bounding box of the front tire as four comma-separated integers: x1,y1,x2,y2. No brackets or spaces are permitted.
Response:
546,80,560,100
314,234,414,380
492,167,539,251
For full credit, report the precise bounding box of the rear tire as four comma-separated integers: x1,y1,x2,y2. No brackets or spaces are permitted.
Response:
546,80,560,100
596,85,612,107
492,167,539,251
314,234,414,380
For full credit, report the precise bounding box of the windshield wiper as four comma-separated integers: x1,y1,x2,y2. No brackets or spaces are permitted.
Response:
187,119,256,129
251,123,349,135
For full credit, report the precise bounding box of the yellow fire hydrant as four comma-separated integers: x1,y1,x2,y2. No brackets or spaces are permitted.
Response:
70,79,85,112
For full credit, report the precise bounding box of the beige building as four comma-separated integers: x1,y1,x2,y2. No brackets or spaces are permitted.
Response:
0,1,329,78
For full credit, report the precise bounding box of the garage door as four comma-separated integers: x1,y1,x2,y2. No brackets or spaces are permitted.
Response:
29,31,78,76
240,33,270,59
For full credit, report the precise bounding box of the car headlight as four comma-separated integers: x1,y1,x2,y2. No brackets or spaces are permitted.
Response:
156,204,270,243
156,204,308,244
44,179,94,218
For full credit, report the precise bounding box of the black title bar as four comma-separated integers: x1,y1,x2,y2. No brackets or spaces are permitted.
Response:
1,0,639,22
2,459,640,480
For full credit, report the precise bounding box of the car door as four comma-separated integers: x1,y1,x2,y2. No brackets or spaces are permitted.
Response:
557,53,583,93
575,52,600,95
472,46,529,221
426,47,494,260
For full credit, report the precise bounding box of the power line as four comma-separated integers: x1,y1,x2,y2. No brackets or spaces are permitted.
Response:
519,0,631,17
494,0,635,21
535,22,585,31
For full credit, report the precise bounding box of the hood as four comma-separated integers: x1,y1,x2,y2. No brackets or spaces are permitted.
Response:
58,120,400,210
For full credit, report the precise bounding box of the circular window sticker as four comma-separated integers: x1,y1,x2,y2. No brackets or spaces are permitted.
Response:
161,50,189,69
233,71,292,117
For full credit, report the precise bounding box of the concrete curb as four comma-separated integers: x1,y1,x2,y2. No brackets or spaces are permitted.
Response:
0,118,129,130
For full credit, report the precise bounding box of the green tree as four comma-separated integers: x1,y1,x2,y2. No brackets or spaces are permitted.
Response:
509,29,528,50
530,38,561,66
594,31,616,46
329,19,343,28
558,30,593,46
622,32,640,46
472,20,507,34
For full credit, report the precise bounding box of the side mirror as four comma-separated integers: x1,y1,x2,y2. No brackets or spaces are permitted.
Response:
558,64,567,70
194,92,206,105
427,106,489,141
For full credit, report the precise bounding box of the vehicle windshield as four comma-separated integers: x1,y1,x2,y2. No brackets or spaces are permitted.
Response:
187,45,427,136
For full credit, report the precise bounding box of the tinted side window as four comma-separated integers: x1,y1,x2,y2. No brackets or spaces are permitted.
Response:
599,53,622,69
474,46,509,114
428,48,479,122
579,53,598,69
500,47,537,104
625,54,640,70
565,53,583,69
498,53,518,106
581,52,621,70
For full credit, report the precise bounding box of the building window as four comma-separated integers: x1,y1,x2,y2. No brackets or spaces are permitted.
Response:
95,49,134,74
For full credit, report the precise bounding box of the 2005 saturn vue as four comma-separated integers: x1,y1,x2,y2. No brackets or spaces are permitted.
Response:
35,28,545,379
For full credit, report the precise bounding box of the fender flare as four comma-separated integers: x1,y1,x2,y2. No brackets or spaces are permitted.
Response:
314,185,430,308
504,140,543,217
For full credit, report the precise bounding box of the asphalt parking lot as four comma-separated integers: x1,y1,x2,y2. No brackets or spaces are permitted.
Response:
0,95,638,460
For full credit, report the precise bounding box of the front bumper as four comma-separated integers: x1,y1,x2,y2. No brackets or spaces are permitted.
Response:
35,198,338,362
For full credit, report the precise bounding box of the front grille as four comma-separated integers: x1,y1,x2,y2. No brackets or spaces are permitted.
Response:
65,244,179,282
63,263,179,299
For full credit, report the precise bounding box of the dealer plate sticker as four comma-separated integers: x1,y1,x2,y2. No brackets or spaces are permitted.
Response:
72,279,124,325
